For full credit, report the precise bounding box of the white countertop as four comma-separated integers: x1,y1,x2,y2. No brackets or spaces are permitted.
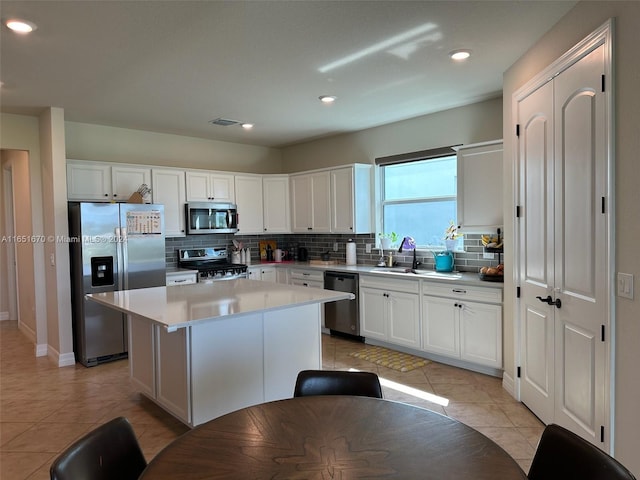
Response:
87,280,353,331
261,261,504,287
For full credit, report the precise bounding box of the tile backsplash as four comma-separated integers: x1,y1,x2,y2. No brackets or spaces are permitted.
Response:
166,233,502,272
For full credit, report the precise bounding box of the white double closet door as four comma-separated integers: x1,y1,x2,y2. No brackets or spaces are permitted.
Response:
516,23,612,449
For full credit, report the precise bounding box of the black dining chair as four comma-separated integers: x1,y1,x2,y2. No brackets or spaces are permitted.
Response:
528,424,636,480
293,369,383,398
50,416,147,480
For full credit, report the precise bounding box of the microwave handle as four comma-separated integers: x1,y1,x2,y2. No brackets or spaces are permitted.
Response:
229,210,238,226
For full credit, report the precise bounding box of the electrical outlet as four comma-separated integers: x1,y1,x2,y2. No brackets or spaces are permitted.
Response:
365,244,372,253
333,243,339,252
617,272,634,299
483,252,495,259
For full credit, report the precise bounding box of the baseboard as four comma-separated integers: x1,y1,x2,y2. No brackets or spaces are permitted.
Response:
35,343,48,357
502,371,518,400
58,352,76,367
46,344,76,367
0,312,9,321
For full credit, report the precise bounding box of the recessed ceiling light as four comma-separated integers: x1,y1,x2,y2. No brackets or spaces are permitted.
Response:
240,123,254,130
449,49,471,61
6,19,37,34
319,95,337,104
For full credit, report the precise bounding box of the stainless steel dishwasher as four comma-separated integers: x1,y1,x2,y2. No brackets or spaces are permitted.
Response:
324,271,361,339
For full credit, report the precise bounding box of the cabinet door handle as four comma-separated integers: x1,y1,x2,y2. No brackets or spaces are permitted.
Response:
452,289,467,294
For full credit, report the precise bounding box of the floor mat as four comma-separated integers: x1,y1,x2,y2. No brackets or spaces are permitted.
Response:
349,346,429,372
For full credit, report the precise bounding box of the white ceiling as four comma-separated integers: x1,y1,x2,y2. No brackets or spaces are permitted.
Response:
0,1,576,148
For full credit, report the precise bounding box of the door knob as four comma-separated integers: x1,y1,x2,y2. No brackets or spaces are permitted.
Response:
536,295,562,308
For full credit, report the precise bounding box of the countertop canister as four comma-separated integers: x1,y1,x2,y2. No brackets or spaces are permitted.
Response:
346,239,357,265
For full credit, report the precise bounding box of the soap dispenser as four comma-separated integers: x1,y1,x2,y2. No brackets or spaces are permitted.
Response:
386,252,394,267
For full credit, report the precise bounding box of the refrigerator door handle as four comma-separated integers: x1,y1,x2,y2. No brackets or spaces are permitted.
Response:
115,227,125,291
121,228,129,290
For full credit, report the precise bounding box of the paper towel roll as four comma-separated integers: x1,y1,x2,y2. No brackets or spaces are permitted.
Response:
346,241,357,265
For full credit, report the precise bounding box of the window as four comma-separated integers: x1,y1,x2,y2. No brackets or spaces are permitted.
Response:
379,152,458,249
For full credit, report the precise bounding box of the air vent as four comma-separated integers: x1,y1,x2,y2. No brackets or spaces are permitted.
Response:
209,118,240,127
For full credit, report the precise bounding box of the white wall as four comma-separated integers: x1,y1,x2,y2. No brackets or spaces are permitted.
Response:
0,155,7,319
0,114,47,349
65,122,284,174
503,1,640,475
281,97,503,171
40,108,75,365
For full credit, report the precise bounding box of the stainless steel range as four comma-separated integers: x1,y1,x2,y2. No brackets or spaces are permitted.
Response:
178,247,248,283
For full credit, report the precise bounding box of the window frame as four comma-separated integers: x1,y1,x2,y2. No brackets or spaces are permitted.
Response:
376,146,460,251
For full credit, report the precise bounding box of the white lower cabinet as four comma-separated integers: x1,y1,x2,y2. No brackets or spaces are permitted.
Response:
421,295,459,357
166,270,198,286
247,265,276,282
129,315,156,399
459,301,502,367
128,316,190,424
289,268,324,289
129,304,322,427
360,275,420,349
276,267,289,284
155,325,190,423
421,283,502,369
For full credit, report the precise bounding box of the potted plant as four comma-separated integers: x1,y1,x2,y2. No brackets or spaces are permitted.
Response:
379,231,399,249
444,221,462,251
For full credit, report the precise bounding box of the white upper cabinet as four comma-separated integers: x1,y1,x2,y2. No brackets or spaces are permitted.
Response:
152,168,186,237
455,140,503,232
330,165,372,234
291,165,372,234
185,170,235,203
111,165,152,201
262,175,290,233
67,160,150,201
234,174,264,234
291,171,331,233
67,161,112,200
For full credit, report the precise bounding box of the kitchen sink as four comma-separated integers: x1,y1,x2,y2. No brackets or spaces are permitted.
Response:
370,267,462,279
371,267,412,274
415,271,462,279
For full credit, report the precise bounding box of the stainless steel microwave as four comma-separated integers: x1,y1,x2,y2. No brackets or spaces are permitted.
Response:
186,202,238,234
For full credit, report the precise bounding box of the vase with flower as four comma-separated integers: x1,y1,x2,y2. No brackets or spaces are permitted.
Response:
379,231,399,250
444,221,462,251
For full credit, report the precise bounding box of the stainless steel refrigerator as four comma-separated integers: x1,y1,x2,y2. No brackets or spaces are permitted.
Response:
69,202,166,367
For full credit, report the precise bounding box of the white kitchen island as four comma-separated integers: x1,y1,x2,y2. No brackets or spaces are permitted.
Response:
87,279,352,427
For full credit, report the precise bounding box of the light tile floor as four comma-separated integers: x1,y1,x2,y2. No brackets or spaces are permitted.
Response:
1,321,543,479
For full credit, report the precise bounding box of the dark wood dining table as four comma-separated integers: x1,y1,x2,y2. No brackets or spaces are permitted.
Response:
140,396,527,479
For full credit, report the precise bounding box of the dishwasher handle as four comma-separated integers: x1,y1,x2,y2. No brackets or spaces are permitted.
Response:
324,271,358,282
